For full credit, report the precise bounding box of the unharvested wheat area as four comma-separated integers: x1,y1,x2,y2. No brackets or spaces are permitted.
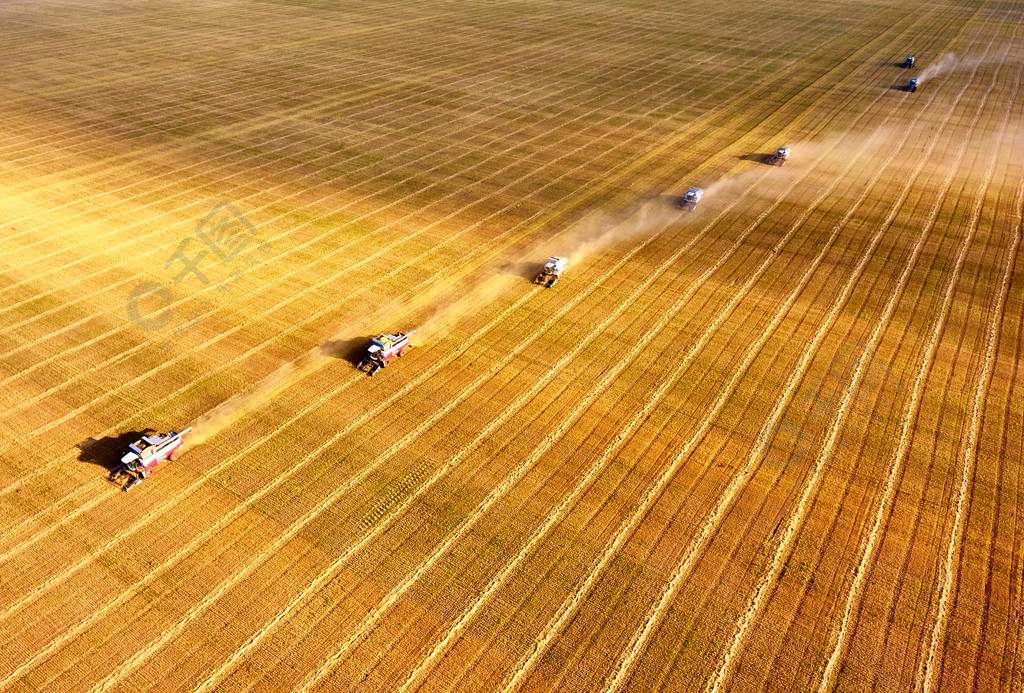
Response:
0,0,1022,691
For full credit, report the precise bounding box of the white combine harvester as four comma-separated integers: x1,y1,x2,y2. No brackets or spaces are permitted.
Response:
768,146,790,166
535,256,568,287
678,187,703,211
110,428,191,491
358,331,415,375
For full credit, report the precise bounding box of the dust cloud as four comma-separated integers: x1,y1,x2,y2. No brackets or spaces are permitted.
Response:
188,350,324,446
918,53,991,83
412,273,519,344
185,160,800,443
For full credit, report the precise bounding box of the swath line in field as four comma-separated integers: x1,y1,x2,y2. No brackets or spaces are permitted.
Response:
0,5,558,218
915,76,1023,693
0,11,838,573
393,77,920,691
0,65,705,513
0,45,697,419
702,27,1012,693
607,65,976,692
74,181,723,693
497,93,906,693
0,287,538,689
0,37,769,578
496,15,965,683
0,1,803,319
0,23,706,324
0,37,704,524
0,17,795,512
0,1,876,352
814,30,1020,693
284,165,804,692
613,117,948,693
194,67,894,683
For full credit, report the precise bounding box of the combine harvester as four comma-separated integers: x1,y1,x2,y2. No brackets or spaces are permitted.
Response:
110,427,192,491
358,331,415,376
906,77,919,92
535,256,568,287
678,187,704,211
902,55,915,68
767,146,790,166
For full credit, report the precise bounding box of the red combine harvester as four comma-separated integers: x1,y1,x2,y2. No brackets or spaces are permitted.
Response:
358,331,415,376
110,427,191,491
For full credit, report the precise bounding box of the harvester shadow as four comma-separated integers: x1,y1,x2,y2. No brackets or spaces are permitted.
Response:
77,430,154,474
738,153,771,164
319,336,369,366
885,60,911,68
888,84,910,91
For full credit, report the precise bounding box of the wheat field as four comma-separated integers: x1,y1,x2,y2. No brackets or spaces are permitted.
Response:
0,0,1022,690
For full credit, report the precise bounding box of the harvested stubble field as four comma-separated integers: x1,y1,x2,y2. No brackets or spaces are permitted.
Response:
0,0,1022,690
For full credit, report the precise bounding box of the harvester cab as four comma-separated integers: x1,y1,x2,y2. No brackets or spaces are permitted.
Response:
535,256,568,287
906,78,918,92
358,331,415,375
678,187,704,211
903,55,915,68
768,146,790,166
110,427,192,491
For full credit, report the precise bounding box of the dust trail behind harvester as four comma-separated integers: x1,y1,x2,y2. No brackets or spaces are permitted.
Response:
187,161,793,442
415,164,790,345
917,52,990,83
413,197,686,345
188,349,327,446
